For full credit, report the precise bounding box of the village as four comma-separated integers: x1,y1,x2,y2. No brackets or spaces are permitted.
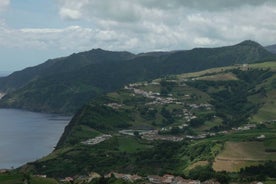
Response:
49,171,221,184
81,134,112,145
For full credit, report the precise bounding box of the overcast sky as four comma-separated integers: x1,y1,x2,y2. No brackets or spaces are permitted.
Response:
1,0,276,72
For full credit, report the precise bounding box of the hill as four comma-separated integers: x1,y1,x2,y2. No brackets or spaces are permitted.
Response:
266,44,276,54
22,62,276,183
0,40,275,114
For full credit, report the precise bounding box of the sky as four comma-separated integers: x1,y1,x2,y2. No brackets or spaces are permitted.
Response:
1,0,276,72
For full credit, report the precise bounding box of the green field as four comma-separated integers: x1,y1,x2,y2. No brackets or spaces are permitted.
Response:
117,136,151,153
0,172,58,184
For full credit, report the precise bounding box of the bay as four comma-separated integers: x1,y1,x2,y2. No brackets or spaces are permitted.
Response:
0,108,71,169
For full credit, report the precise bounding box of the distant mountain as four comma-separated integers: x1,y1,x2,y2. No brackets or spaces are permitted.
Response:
0,71,11,77
265,44,276,54
0,40,275,114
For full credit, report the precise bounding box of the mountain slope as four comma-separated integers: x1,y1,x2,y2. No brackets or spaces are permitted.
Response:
23,62,276,181
266,44,276,54
0,49,135,92
0,40,275,114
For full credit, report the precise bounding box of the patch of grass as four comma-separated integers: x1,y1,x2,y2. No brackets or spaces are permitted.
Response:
187,160,209,170
117,136,150,153
264,138,276,152
30,176,59,184
178,66,236,79
252,90,276,122
0,173,23,184
196,72,238,81
195,117,223,132
139,84,160,93
250,62,276,71
213,159,262,172
0,173,58,184
65,125,102,145
265,179,276,184
39,147,74,162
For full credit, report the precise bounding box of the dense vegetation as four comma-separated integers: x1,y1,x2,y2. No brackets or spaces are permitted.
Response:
0,40,275,114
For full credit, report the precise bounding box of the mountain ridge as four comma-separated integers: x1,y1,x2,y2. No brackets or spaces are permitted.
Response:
0,40,275,114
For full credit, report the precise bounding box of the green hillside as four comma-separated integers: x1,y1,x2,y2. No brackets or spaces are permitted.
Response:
0,40,275,114
21,62,276,183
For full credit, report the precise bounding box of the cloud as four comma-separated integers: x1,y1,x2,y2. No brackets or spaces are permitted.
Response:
54,0,276,51
1,0,276,55
57,0,276,22
140,0,276,11
59,8,82,20
0,0,10,12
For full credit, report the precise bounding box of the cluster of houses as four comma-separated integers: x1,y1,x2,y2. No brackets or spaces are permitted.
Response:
104,172,203,184
105,172,142,183
161,123,189,132
125,83,180,106
147,174,201,184
231,124,256,131
182,108,197,122
57,172,222,184
81,134,112,145
104,172,223,184
119,127,218,141
188,103,212,110
105,103,123,109
185,132,216,140
125,82,213,125
141,130,184,142
119,129,184,142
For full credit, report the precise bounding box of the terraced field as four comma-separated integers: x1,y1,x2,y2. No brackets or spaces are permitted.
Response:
213,141,276,172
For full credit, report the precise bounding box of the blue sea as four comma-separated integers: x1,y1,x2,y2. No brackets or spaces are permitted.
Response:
0,109,70,169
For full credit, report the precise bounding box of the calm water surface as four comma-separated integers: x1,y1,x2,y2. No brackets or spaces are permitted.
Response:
0,109,71,169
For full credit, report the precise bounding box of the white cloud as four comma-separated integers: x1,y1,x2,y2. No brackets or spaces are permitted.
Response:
52,0,276,51
1,0,276,55
0,0,10,12
59,8,82,20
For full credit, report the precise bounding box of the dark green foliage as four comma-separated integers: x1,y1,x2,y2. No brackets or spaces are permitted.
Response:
80,104,131,130
187,69,272,128
161,107,174,124
134,141,185,175
57,104,131,146
189,165,214,181
189,166,230,184
89,176,131,184
239,161,276,182
160,79,176,95
232,68,273,86
139,107,157,120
